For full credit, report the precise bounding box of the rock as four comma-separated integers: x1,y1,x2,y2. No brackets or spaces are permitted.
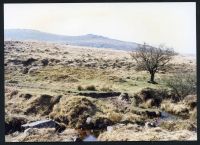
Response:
24,128,36,136
107,126,113,132
145,121,157,128
21,119,56,130
86,117,92,124
12,131,20,137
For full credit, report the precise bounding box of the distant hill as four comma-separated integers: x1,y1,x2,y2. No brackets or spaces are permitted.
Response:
4,29,139,51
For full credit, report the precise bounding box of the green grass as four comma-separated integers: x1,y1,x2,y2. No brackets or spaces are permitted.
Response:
5,65,172,96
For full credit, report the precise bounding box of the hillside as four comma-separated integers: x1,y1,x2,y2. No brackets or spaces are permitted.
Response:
4,29,139,51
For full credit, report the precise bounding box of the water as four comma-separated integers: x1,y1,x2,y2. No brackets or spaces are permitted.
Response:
83,135,97,141
77,129,100,142
78,112,181,141
160,112,179,121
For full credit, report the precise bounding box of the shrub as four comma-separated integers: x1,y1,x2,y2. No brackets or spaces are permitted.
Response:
77,85,84,91
100,86,112,92
107,112,122,122
49,96,96,128
133,88,169,107
165,71,196,101
85,85,96,91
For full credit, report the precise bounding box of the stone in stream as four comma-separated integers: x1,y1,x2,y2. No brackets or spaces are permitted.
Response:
145,122,157,128
86,117,92,124
21,119,56,130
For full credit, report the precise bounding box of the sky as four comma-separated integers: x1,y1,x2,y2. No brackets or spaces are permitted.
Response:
4,3,196,54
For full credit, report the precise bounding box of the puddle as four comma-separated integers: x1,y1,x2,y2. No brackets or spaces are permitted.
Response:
160,112,179,120
83,135,97,141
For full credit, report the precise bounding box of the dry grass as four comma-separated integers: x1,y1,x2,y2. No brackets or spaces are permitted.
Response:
24,94,62,116
49,96,97,128
5,128,79,142
4,41,197,141
161,100,189,117
98,123,197,141
159,120,197,132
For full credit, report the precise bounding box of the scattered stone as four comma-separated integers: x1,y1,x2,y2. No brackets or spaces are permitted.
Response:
24,128,36,136
107,126,113,132
86,117,92,124
145,121,157,128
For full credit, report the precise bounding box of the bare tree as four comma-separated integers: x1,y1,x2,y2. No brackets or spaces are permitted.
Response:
131,43,176,84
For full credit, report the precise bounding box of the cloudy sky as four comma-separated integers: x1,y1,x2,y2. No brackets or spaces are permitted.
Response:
4,3,196,54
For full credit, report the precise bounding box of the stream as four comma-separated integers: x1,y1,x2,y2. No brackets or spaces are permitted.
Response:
79,111,180,142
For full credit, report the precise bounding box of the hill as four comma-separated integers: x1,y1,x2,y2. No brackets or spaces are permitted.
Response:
4,29,139,51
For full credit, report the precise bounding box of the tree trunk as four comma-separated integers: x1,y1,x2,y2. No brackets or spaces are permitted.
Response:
148,71,157,84
150,72,155,82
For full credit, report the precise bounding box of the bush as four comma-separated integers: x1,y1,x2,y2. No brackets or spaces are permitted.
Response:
107,112,122,122
165,71,196,101
100,86,112,92
85,85,96,91
77,85,84,91
133,88,169,107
